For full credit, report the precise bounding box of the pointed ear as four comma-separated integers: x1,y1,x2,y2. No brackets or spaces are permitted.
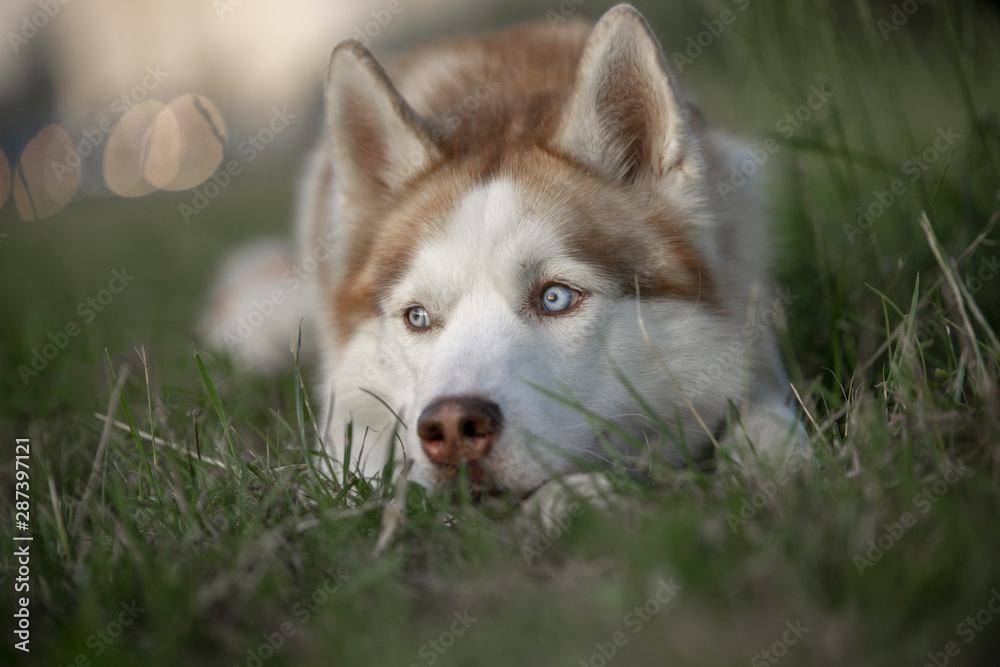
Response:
551,5,703,187
325,41,441,214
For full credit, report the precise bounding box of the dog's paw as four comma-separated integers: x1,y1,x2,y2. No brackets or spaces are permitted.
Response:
519,472,620,534
713,391,814,494
719,391,811,464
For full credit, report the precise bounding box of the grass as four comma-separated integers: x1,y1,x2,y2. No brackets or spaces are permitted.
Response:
2,1,999,665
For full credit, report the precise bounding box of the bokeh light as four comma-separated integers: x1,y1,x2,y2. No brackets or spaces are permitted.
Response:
103,100,165,198
10,93,231,212
0,146,10,212
13,125,80,221
144,94,227,191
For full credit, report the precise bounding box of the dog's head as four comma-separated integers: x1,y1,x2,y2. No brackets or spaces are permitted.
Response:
319,5,740,496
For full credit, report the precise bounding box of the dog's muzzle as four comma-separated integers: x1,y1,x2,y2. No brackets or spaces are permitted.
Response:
417,395,503,483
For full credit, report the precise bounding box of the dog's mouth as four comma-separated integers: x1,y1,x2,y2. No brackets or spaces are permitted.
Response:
435,460,541,502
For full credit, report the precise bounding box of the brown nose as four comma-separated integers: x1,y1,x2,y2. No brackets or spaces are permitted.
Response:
417,396,503,470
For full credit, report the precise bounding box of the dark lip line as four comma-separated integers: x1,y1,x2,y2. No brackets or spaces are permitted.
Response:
433,469,542,502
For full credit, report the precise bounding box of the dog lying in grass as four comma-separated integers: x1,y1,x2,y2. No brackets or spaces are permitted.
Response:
201,4,807,504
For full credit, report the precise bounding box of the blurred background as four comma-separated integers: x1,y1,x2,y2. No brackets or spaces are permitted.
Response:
2,2,1000,666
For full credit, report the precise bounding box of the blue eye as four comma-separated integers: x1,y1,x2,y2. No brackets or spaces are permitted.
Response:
406,306,430,329
540,284,577,313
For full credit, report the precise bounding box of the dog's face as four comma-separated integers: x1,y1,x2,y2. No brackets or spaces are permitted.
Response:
319,6,738,495
377,161,736,495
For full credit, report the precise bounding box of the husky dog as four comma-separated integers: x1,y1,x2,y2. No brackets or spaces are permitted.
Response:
202,4,806,498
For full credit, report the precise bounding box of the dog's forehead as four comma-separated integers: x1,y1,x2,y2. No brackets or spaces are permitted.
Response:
404,178,565,287
332,154,716,345
403,165,713,296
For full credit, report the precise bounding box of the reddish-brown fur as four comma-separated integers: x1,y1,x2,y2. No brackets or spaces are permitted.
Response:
321,17,716,346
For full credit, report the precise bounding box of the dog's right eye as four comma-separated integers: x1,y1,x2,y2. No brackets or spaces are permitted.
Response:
405,306,431,330
539,284,581,314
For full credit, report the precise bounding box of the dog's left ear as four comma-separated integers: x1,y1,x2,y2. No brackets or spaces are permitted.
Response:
552,5,704,189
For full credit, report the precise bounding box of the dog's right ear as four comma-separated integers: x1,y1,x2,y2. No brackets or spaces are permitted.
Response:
324,41,441,218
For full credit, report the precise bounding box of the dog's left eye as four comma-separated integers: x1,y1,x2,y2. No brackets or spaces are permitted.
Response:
405,306,431,330
539,284,580,313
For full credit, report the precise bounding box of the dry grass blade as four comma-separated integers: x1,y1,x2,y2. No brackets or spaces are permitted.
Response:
856,211,997,377
71,364,130,536
788,382,826,450
918,212,989,394
950,257,1000,360
372,459,413,558
49,475,72,559
94,412,228,469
